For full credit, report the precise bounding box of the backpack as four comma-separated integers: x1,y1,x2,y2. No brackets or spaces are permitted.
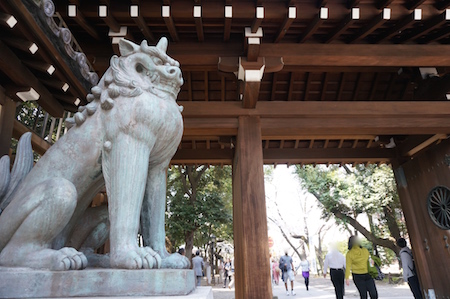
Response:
405,251,417,276
368,255,385,281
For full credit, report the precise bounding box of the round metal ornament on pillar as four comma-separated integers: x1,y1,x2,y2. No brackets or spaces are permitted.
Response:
426,186,450,230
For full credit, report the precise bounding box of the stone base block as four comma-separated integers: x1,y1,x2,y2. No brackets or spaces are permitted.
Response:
0,267,196,298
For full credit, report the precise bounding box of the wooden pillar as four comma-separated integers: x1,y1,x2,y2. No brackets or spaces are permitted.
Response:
393,139,450,297
0,91,15,157
232,116,272,299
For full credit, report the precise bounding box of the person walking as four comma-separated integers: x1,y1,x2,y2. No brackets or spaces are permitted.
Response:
279,250,296,296
323,243,346,299
192,251,204,286
272,258,280,285
345,236,378,299
299,258,310,291
397,238,423,299
223,259,232,288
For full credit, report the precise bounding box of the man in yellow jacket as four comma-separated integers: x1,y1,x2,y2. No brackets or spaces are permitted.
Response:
345,236,378,299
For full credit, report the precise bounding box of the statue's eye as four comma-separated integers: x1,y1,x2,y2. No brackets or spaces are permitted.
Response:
136,63,144,73
153,57,163,65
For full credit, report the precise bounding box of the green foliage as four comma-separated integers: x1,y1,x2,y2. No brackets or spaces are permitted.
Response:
166,165,233,250
294,164,406,264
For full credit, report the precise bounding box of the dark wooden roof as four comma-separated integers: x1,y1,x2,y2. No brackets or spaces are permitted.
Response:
1,0,450,165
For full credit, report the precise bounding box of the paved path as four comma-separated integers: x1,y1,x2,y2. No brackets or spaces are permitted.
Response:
210,276,413,299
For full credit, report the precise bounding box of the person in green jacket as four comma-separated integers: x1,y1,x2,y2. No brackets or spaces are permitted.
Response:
345,236,378,299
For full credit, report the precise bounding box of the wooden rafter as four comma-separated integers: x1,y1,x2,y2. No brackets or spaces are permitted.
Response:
130,0,155,42
320,73,329,101
287,72,294,101
270,73,277,101
372,13,416,43
347,0,361,9
435,0,450,10
195,15,204,42
304,72,311,101
298,15,323,43
395,11,448,43
348,12,388,43
204,71,208,101
384,73,397,100
224,18,232,41
324,14,355,43
417,25,450,43
0,41,64,117
368,73,379,101
376,0,395,9
274,15,295,43
68,0,100,40
405,0,426,10
187,71,193,101
336,72,346,101
99,0,120,32
221,77,226,102
352,73,362,101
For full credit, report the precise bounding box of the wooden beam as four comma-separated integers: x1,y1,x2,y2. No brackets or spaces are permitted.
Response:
352,72,362,101
195,17,204,42
324,14,355,43
395,11,448,43
0,41,64,117
270,73,277,101
348,12,387,43
180,101,450,119
99,0,121,32
400,134,448,156
304,72,311,101
242,81,260,108
368,73,379,101
263,148,396,164
170,147,397,165
372,13,416,43
287,72,294,101
5,0,89,99
298,15,323,43
12,120,51,156
163,15,179,42
68,0,100,40
336,72,346,101
224,17,232,41
0,95,15,157
376,0,395,9
417,25,450,43
405,0,426,10
435,0,450,10
274,16,295,43
320,73,329,101
130,0,155,42
233,116,271,299
347,0,360,9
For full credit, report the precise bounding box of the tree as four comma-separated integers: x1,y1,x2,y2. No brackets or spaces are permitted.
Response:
166,165,233,259
294,164,406,261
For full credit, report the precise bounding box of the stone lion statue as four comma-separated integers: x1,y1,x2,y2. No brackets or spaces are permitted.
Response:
0,38,189,270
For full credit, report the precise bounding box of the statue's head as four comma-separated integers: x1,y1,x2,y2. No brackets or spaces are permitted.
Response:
117,37,183,100
66,37,183,128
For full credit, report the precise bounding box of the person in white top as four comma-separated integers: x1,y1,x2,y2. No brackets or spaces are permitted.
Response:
323,244,346,299
299,259,310,291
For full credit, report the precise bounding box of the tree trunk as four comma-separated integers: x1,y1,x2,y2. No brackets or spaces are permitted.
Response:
185,230,195,261
268,217,305,261
334,211,399,255
383,205,402,245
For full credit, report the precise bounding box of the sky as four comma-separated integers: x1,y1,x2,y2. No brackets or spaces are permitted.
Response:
264,165,348,269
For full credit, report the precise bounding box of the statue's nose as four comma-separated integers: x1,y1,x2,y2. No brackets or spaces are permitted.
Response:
165,66,183,85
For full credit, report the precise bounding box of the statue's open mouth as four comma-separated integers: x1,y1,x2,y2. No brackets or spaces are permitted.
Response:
154,84,180,99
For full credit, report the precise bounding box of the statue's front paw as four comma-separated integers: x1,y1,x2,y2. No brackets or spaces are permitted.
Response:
110,247,160,269
161,253,190,269
140,247,161,269
56,247,88,270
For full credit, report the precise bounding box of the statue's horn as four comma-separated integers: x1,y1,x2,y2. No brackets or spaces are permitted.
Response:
156,37,168,53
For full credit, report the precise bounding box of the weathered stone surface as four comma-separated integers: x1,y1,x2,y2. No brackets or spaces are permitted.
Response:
0,37,189,271
0,268,196,298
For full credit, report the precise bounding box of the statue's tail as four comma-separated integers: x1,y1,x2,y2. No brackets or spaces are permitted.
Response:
0,132,34,214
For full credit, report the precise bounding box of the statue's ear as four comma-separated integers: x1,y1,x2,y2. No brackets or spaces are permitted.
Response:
156,37,168,53
118,39,140,56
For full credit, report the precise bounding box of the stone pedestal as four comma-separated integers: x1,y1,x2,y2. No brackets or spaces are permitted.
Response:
0,268,196,298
